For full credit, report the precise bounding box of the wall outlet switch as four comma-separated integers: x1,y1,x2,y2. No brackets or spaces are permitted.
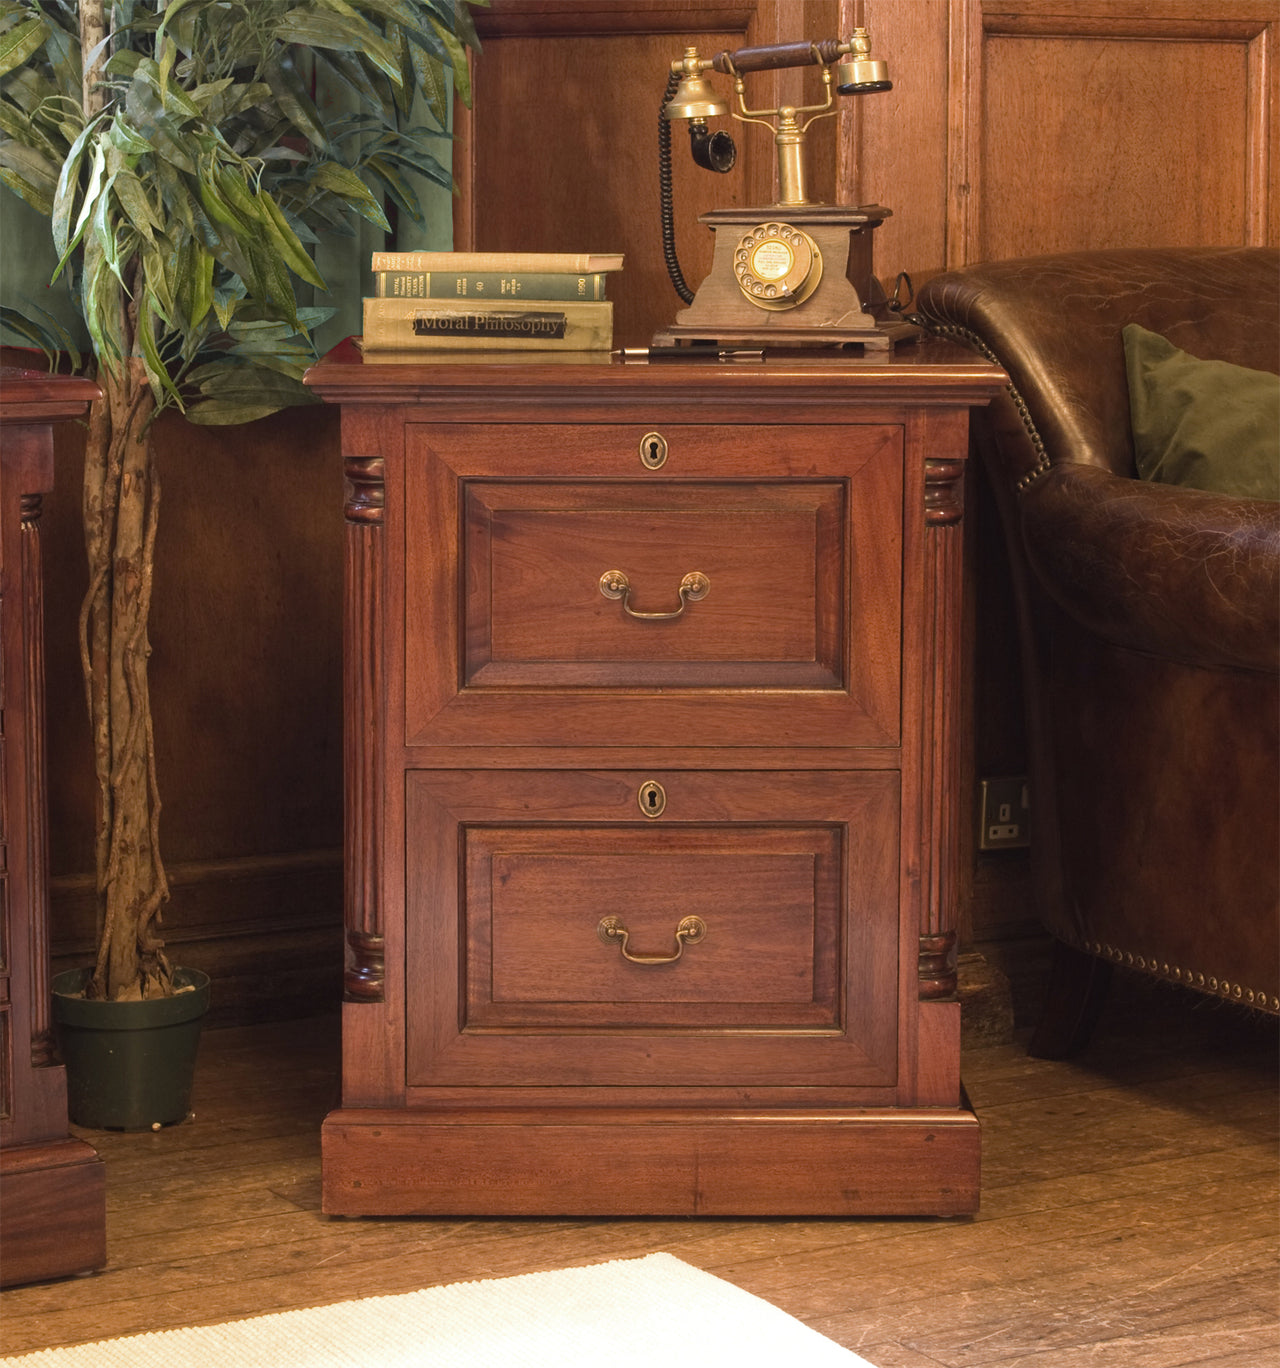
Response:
979,776,1031,850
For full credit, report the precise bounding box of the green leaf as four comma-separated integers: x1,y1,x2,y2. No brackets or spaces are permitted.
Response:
184,362,318,425
112,166,162,242
88,170,124,285
0,139,56,211
213,162,265,226
448,0,485,57
197,166,246,233
212,286,238,333
128,54,204,122
305,47,380,116
0,0,482,431
0,16,47,80
222,308,330,346
409,44,448,129
428,17,471,107
51,140,106,279
240,235,299,329
0,301,82,370
309,160,389,229
136,289,184,410
0,165,46,210
272,8,400,81
36,5,80,99
261,56,329,151
51,116,99,256
142,239,177,321
105,117,157,160
189,243,214,328
103,48,144,79
389,22,414,117
81,238,124,366
258,188,327,289
123,77,198,172
0,95,56,159
363,154,423,221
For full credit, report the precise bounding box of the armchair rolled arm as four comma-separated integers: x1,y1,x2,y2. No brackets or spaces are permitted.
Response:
1019,463,1280,673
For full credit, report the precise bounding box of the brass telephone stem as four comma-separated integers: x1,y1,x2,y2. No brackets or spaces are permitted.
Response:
775,111,807,205
732,65,838,207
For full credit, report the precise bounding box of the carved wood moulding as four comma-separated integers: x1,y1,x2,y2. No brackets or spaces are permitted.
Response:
474,1,756,38
924,457,966,526
343,456,385,526
919,930,959,1000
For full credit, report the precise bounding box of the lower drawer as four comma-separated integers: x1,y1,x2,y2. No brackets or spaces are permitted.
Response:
404,769,900,1097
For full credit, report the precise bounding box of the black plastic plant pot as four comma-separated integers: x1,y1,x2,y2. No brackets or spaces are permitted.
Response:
51,967,211,1131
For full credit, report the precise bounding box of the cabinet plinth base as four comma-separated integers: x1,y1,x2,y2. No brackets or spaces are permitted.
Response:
321,1105,980,1217
0,1139,107,1287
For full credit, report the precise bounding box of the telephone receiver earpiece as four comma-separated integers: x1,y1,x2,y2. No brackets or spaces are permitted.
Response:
688,124,736,174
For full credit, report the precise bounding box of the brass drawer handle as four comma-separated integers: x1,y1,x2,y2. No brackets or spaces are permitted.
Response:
597,915,706,965
599,569,709,620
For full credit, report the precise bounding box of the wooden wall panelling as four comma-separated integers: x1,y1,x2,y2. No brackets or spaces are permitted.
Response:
456,1,851,347
849,0,953,293
41,405,346,1024
948,1,1279,268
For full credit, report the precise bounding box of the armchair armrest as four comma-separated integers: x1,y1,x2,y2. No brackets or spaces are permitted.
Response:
1019,463,1280,673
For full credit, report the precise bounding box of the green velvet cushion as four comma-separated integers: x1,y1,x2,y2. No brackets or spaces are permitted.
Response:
1123,323,1279,501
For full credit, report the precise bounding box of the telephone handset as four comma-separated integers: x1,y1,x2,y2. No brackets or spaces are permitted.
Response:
654,28,914,351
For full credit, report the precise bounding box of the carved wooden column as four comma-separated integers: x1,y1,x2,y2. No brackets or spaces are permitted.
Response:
918,447,967,1003
343,455,385,1004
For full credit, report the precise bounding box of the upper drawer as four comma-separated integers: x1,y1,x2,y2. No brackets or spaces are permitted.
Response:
404,423,902,750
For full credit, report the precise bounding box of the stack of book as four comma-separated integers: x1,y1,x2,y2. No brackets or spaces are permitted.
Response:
360,251,624,354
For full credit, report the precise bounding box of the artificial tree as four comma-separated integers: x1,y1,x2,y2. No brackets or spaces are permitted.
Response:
0,0,480,1000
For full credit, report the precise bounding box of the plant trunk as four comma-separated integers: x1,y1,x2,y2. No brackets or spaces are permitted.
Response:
81,359,171,1001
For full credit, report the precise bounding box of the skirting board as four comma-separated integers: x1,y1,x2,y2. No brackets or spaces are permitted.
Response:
50,849,343,1025
322,1106,980,1218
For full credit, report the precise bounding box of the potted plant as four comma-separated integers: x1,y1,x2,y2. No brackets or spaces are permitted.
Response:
0,0,479,1126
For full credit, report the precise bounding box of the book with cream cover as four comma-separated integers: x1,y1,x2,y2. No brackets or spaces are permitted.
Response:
361,297,613,351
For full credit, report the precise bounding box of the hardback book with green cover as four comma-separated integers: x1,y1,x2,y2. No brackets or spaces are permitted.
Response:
375,270,610,301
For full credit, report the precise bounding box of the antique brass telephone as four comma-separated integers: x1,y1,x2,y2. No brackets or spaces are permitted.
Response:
654,28,914,351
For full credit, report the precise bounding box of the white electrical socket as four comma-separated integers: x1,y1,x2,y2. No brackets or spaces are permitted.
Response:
979,776,1031,850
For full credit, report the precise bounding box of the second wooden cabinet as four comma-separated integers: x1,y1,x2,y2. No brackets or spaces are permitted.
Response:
307,341,1004,1217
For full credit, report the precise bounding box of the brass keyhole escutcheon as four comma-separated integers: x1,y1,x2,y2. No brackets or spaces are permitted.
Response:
638,780,667,818
639,431,668,469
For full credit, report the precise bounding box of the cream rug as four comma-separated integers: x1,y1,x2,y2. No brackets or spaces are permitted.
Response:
1,1253,875,1367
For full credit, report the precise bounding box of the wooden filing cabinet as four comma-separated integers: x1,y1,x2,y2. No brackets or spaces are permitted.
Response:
0,361,107,1286
306,340,1004,1217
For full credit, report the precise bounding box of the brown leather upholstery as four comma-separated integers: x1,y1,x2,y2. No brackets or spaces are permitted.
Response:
917,248,1280,1033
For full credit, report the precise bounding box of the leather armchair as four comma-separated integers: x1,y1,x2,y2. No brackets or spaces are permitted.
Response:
916,248,1279,1054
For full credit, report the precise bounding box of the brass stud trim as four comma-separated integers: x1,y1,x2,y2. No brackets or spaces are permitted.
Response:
1067,938,1275,1014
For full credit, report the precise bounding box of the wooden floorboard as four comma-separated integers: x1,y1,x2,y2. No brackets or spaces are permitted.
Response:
1,967,1275,1366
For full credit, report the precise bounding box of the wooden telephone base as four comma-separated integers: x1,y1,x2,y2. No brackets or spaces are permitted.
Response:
652,204,918,352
